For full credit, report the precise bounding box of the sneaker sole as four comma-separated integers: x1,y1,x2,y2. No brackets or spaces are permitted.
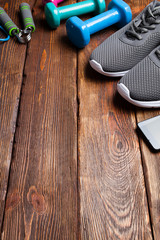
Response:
89,59,129,77
117,83,160,108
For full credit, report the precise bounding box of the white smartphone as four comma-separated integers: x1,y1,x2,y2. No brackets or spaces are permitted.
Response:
138,115,160,151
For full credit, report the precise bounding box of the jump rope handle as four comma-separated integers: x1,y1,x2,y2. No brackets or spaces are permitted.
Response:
19,3,35,32
0,7,19,36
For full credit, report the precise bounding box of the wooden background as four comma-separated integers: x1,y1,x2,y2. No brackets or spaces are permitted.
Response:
0,0,160,239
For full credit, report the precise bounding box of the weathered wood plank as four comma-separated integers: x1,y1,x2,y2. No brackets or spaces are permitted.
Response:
126,1,160,239
78,0,153,238
1,0,77,239
137,110,160,240
0,0,35,231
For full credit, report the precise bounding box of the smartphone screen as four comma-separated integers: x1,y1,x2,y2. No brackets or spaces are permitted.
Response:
138,115,160,150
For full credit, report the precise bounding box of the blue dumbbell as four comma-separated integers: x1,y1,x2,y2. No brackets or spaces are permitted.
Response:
66,0,132,48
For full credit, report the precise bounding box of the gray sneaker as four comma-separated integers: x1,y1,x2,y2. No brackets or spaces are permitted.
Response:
90,0,160,77
117,46,160,108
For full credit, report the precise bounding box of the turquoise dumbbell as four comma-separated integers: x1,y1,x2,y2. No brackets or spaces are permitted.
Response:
45,0,106,29
66,0,132,48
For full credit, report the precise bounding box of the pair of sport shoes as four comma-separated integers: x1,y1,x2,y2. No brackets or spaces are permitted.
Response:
89,0,160,108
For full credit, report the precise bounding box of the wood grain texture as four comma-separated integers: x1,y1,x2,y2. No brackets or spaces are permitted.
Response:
137,110,160,240
130,1,160,239
78,0,153,239
1,0,77,239
0,0,160,239
0,0,35,231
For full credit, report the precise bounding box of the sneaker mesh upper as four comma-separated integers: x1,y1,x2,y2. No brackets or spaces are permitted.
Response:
119,52,160,101
90,1,160,73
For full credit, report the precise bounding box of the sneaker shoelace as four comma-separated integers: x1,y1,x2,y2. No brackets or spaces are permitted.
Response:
126,0,160,40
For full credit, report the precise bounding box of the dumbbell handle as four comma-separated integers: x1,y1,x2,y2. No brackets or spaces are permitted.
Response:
85,7,120,34
58,0,96,20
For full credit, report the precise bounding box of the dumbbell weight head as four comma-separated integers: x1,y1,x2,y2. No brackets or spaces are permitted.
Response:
45,0,106,29
66,17,90,48
93,0,106,15
45,3,60,28
42,0,64,7
108,0,132,28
